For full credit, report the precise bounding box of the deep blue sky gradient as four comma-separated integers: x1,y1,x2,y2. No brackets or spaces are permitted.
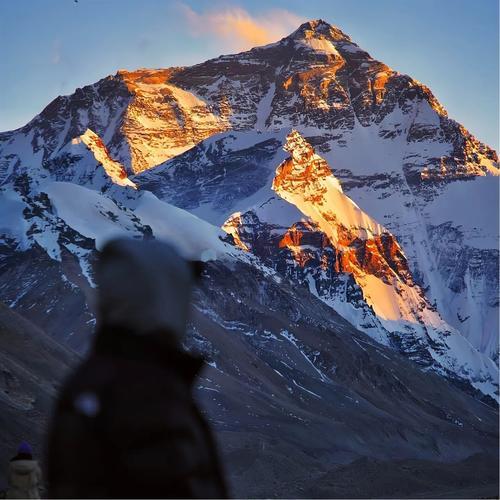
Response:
1,0,498,149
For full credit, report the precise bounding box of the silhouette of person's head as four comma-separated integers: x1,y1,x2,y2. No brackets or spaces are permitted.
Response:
17,441,32,457
96,238,201,345
12,441,33,461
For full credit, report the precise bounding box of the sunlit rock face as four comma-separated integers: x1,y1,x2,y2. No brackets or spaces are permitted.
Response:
0,19,498,396
117,69,230,172
1,20,497,178
222,131,498,396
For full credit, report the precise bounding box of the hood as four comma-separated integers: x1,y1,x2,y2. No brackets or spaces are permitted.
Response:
96,238,198,344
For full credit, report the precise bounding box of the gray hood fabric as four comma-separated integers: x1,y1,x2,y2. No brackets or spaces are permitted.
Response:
96,238,197,344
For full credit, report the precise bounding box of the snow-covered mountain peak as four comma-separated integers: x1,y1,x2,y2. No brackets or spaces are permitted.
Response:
288,19,352,44
282,129,331,167
0,19,498,400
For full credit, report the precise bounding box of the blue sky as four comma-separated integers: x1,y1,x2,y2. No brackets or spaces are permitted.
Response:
1,0,498,149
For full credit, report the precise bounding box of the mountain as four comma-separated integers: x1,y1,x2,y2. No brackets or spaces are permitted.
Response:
0,18,498,496
135,20,499,364
0,18,498,389
0,17,498,382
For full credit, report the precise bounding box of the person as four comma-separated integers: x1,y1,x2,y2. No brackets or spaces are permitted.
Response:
47,238,227,499
6,442,42,499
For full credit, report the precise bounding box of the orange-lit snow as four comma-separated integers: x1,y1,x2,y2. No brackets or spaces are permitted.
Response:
273,130,386,247
72,129,137,188
222,212,250,251
272,130,448,330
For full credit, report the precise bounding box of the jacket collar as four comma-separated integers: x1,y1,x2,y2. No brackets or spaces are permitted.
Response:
93,326,205,384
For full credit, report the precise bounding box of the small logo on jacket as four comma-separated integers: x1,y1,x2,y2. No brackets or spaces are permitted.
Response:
73,392,100,417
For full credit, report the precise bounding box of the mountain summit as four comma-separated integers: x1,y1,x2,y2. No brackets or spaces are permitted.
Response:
287,19,353,43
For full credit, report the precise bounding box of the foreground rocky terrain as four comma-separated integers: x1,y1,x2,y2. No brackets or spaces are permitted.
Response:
1,263,498,497
0,303,78,492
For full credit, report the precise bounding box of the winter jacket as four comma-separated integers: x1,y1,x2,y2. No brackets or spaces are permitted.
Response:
6,458,41,499
47,327,228,499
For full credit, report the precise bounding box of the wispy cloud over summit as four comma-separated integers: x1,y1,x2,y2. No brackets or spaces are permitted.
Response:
179,4,305,52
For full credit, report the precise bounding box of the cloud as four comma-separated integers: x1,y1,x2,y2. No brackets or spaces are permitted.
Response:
179,4,305,52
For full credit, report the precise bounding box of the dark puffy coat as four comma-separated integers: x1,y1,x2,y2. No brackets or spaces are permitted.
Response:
47,328,228,499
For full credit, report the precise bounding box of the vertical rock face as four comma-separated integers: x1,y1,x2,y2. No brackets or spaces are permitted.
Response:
222,131,498,396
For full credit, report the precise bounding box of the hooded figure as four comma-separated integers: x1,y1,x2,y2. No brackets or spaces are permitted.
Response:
7,442,42,499
47,238,227,499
